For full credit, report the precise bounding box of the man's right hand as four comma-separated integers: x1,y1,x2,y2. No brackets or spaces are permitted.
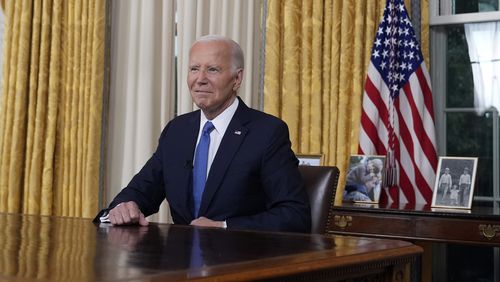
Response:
108,201,149,226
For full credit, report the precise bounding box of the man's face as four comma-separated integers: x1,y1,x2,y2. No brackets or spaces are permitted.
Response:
187,40,243,119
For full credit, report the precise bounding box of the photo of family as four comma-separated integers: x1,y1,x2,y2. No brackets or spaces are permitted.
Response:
343,155,385,203
431,157,478,209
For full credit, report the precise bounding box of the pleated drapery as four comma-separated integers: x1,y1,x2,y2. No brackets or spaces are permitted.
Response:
264,0,430,204
0,0,106,217
106,0,176,223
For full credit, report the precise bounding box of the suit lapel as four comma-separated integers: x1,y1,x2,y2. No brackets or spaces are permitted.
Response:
171,111,200,223
198,99,250,216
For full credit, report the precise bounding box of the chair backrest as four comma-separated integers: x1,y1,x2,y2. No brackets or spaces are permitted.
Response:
298,165,340,234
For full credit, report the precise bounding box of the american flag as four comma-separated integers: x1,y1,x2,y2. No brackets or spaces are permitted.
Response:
359,0,438,205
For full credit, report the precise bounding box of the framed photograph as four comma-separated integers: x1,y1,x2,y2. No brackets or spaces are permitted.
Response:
296,154,323,166
343,155,386,203
431,156,478,210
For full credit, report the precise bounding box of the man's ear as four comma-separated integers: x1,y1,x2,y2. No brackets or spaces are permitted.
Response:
232,69,244,91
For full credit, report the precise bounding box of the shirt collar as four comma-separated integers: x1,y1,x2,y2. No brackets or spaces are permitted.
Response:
200,97,239,136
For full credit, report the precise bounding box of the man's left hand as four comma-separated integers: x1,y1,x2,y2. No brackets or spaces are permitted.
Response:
190,217,225,228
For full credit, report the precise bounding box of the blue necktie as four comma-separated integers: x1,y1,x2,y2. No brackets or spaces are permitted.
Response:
193,121,215,218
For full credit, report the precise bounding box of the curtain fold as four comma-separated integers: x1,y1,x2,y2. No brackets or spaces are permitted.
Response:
106,0,176,223
464,21,500,114
264,0,429,205
0,5,5,90
421,0,430,66
0,0,106,217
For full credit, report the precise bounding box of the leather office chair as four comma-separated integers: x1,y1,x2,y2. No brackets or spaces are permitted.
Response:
298,165,340,234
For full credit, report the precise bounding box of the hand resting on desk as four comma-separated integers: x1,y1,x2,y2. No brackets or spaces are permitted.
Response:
190,216,225,228
109,201,149,226
108,201,225,228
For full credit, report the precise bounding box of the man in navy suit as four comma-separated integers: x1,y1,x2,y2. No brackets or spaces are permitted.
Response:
99,35,311,233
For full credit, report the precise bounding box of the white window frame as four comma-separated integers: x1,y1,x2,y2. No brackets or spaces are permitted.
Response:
430,0,500,25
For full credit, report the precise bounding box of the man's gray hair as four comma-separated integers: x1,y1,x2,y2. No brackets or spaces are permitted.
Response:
192,35,244,72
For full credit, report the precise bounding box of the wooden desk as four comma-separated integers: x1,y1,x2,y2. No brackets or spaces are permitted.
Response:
0,213,421,281
327,203,500,281
327,203,500,245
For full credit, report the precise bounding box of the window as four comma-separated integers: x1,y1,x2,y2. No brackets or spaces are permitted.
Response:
430,1,500,281
431,0,500,209
439,0,498,14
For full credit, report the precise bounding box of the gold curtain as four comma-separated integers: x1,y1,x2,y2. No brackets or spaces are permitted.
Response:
264,0,429,205
0,0,105,218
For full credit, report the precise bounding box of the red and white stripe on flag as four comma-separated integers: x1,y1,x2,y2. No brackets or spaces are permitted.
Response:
358,0,438,205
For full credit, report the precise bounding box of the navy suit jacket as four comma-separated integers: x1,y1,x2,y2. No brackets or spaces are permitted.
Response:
103,98,311,233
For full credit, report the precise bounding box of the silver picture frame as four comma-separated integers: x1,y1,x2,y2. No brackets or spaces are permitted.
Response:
431,156,478,210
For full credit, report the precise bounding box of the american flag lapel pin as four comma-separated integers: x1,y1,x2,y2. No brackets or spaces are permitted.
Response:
234,130,241,135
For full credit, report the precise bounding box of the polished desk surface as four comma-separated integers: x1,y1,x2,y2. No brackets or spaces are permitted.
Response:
329,203,500,245
0,213,421,281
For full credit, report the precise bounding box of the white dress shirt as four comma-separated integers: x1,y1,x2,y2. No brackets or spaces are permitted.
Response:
195,98,239,178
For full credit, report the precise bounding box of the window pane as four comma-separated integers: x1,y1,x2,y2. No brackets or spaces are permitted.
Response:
446,26,475,108
441,0,499,14
473,200,494,207
446,111,493,197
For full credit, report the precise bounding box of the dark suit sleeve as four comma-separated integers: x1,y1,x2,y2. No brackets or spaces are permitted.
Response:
226,122,311,233
101,125,170,217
